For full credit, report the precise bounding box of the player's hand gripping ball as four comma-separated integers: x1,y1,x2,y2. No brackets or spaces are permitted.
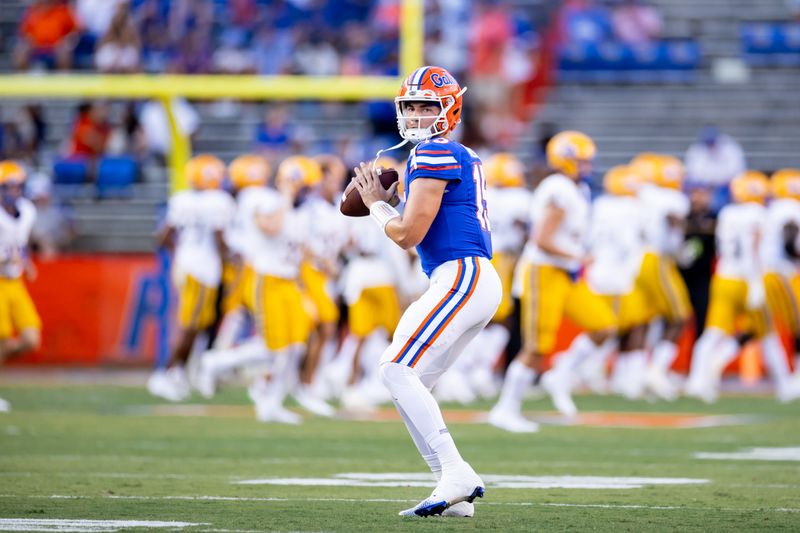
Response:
340,166,399,217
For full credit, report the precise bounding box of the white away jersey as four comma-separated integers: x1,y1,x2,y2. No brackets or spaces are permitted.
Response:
523,173,589,272
298,194,348,272
638,184,690,255
485,186,531,255
167,189,235,286
0,197,36,279
238,186,305,279
762,198,800,277
715,202,765,280
587,195,645,295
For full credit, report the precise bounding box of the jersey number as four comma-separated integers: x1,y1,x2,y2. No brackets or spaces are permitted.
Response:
473,163,490,232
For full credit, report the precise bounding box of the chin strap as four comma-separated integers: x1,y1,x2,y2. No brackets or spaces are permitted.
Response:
372,138,410,172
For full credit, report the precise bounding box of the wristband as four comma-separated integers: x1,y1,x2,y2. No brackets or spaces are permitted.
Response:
369,201,400,232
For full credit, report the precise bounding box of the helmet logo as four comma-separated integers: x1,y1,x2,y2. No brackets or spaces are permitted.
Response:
430,72,453,87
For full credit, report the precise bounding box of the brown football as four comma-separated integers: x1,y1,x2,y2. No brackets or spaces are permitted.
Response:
339,167,400,217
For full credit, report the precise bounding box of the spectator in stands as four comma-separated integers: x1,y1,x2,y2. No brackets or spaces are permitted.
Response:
26,174,75,260
13,0,80,71
95,2,142,73
0,122,22,161
293,32,341,76
107,102,146,159
135,0,173,73
169,27,212,74
558,0,613,45
610,0,663,45
253,105,294,161
138,98,200,163
13,105,47,166
212,30,257,75
67,101,111,165
74,0,127,64
685,124,746,211
252,26,295,75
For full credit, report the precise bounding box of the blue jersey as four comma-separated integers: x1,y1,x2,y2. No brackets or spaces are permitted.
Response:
404,137,492,276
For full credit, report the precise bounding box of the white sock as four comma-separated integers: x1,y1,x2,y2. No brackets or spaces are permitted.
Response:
213,309,247,350
714,336,741,376
579,338,616,376
206,338,270,375
560,334,600,372
652,340,678,373
689,328,723,381
761,333,790,389
380,362,463,472
495,360,536,413
622,350,647,398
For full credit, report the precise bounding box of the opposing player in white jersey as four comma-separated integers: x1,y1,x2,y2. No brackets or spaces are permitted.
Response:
686,171,800,403
148,155,235,402
435,152,530,403
294,155,347,416
582,165,652,398
238,156,315,423
351,66,501,518
213,154,272,351
194,154,272,399
0,161,40,413
490,131,617,429
631,153,692,399
763,169,800,368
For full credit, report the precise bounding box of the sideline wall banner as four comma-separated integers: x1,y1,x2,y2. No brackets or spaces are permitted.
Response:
10,253,170,366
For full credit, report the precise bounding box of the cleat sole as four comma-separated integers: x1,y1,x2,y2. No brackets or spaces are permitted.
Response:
413,500,447,517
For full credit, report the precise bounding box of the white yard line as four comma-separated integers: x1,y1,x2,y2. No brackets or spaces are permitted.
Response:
0,494,797,514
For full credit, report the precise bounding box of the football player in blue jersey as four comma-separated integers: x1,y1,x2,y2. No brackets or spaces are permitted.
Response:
352,66,502,518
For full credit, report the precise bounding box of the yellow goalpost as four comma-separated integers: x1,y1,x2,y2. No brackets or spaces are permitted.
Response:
0,0,423,191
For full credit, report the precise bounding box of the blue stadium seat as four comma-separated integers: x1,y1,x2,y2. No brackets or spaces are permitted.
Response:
53,158,89,185
96,156,139,198
558,39,700,83
742,22,800,66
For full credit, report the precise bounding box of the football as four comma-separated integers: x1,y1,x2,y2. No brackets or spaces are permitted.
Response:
339,166,399,217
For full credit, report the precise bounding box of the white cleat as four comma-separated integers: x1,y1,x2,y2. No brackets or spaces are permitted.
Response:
541,370,578,418
683,376,718,404
340,386,378,412
776,373,800,403
487,405,540,433
400,462,485,517
0,397,10,413
255,404,303,425
644,366,677,401
469,367,499,399
147,367,191,402
293,385,336,417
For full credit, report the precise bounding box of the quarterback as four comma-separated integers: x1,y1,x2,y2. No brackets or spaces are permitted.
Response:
351,66,501,518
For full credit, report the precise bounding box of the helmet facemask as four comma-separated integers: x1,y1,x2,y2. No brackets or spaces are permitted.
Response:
395,88,465,143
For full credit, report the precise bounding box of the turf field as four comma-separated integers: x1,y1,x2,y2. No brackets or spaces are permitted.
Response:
1,373,799,532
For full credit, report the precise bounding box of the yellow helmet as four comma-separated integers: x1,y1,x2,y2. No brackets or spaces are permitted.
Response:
602,165,641,197
0,160,26,185
229,154,270,190
186,154,225,190
730,170,770,204
771,168,800,200
484,153,525,188
546,131,595,177
630,153,684,190
277,155,323,188
653,155,685,190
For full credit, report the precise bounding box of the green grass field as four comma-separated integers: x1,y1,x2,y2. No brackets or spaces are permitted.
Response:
1,376,799,532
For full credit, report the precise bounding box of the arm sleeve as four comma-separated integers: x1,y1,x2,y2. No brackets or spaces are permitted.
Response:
407,140,461,185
